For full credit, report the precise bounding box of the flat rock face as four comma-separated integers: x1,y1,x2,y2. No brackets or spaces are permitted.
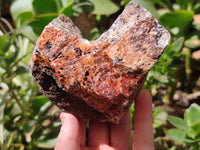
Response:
29,2,171,123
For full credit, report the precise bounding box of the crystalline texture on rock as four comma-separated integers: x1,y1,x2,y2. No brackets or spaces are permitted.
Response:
29,1,171,123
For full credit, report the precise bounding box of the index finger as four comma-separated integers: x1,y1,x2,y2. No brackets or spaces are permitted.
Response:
132,89,154,150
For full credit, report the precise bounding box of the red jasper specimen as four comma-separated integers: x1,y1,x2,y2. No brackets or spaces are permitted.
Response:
29,2,170,123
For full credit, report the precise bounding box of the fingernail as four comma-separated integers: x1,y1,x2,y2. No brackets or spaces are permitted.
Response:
60,112,70,125
137,88,150,99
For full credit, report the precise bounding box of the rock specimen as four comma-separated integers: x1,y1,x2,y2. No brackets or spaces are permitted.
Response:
29,1,171,123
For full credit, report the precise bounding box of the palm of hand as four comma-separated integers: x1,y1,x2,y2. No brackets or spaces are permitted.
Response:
55,89,154,150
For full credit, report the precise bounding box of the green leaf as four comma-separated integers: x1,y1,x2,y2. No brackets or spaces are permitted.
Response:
133,0,159,18
185,104,200,126
89,0,120,15
15,11,33,27
148,70,169,83
158,0,174,10
190,122,200,136
87,28,101,41
14,66,28,75
5,48,19,66
4,114,23,131
175,0,187,9
10,0,32,21
38,138,57,148
143,0,159,3
32,0,58,15
32,95,49,108
0,56,6,69
121,0,132,6
59,0,74,18
185,35,200,49
175,0,195,10
144,0,173,10
38,101,53,117
0,35,8,55
194,2,200,13
159,10,194,36
18,25,39,42
162,37,184,58
54,0,62,12
168,115,189,131
166,129,187,144
153,107,168,128
31,95,49,116
24,120,36,142
60,0,74,7
28,14,58,35
185,104,200,135
171,37,184,53
182,138,200,144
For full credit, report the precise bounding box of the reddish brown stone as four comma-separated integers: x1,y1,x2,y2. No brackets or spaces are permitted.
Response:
29,2,170,123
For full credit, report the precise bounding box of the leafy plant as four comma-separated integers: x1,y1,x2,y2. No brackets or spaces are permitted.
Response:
166,104,200,149
10,0,75,42
10,0,121,42
1,0,200,149
142,0,200,105
0,11,60,150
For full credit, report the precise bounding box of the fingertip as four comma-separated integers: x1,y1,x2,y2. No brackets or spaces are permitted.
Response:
136,88,151,101
60,111,68,120
55,112,81,150
60,112,77,124
134,88,153,119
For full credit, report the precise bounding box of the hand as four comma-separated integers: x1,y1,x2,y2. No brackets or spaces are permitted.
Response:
55,89,154,150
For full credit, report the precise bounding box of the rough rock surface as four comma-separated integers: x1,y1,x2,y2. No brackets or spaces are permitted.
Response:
29,2,171,123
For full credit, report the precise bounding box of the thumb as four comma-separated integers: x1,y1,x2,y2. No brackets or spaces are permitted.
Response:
55,112,81,150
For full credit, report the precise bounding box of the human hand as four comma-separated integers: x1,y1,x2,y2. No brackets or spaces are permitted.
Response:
55,89,154,150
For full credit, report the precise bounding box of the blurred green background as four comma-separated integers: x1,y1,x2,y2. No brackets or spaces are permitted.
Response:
0,0,200,149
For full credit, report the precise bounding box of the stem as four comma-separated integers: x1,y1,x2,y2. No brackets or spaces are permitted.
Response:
73,2,92,8
6,132,16,149
0,102,5,148
10,89,24,111
12,144,24,150
0,17,15,39
0,17,15,33
163,72,180,104
8,52,29,71
160,0,174,11
0,52,29,82
185,48,192,92
0,21,8,36
163,86,174,104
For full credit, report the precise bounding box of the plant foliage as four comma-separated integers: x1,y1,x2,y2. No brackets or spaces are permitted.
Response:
1,0,200,149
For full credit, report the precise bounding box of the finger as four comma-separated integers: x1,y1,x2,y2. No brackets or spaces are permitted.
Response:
132,89,154,150
82,144,115,150
55,112,81,150
88,120,110,147
110,111,132,150
78,117,87,146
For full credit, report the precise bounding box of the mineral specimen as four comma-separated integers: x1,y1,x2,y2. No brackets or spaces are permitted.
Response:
29,1,171,123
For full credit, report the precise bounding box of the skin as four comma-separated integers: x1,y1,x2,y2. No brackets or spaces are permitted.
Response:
55,89,154,150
